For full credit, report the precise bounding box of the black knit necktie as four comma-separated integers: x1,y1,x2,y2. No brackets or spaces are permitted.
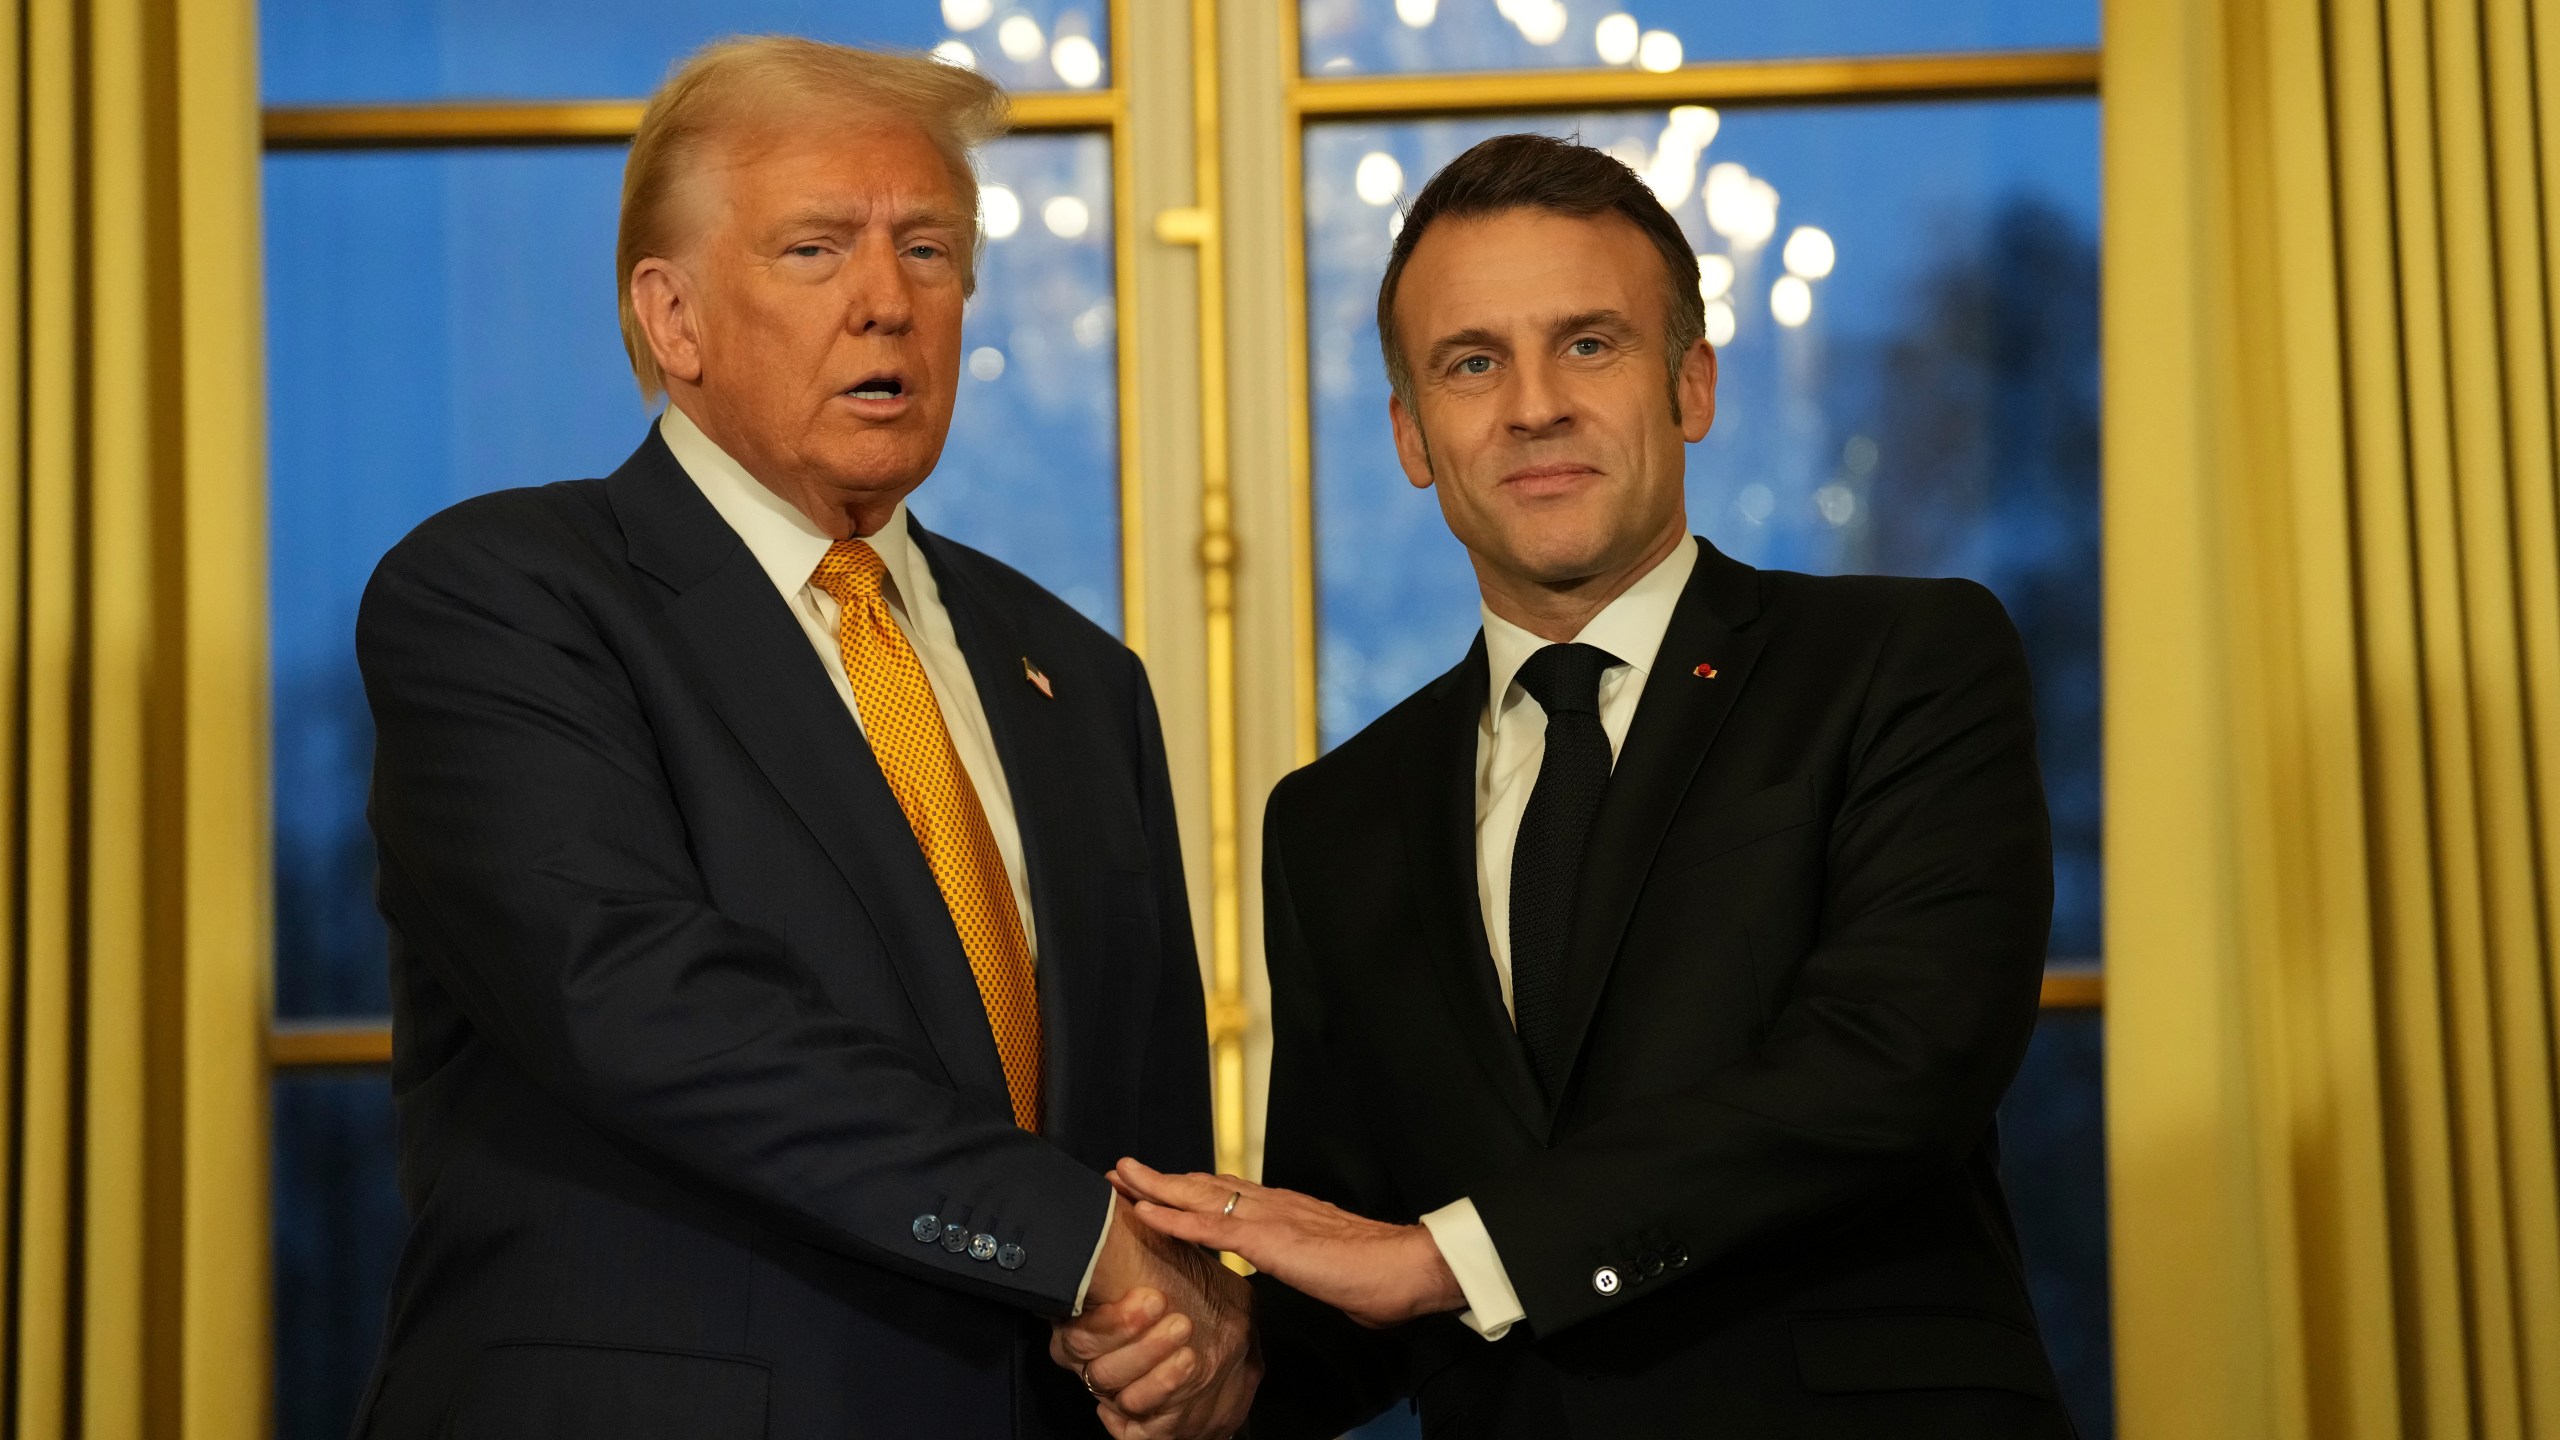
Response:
1507,642,1620,1100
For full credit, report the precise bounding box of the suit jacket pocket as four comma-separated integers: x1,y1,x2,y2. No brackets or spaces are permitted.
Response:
1656,777,1818,878
1790,1310,2059,1401
448,1340,770,1440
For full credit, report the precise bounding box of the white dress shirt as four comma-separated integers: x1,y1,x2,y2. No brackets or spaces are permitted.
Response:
1417,537,1701,1341
661,404,1111,1306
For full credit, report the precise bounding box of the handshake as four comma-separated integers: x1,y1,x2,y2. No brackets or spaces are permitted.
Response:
1049,1159,1468,1439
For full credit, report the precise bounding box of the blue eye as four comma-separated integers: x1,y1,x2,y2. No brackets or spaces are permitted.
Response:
908,243,944,260
1571,338,1604,355
789,245,824,258
1458,356,1493,375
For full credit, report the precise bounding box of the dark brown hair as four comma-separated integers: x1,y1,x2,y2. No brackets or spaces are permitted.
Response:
1375,132,1705,412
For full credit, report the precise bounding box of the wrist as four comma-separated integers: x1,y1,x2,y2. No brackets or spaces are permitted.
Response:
1404,1223,1467,1320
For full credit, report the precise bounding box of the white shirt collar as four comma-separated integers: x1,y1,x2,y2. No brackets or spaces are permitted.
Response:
660,401,923,606
1481,535,1700,734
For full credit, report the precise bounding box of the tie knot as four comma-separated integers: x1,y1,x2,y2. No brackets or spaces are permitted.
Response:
810,539,888,606
1514,642,1620,718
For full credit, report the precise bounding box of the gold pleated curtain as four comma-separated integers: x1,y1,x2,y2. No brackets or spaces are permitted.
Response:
2107,0,2560,1436
2,0,271,1436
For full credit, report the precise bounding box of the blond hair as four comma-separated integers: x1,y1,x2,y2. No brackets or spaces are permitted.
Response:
617,37,1010,402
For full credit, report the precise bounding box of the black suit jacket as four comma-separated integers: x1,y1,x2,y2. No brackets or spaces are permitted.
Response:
1250,541,2070,1439
350,427,1211,1440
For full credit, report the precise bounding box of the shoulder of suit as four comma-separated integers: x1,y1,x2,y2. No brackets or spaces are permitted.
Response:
1751,567,2015,640
375,477,618,581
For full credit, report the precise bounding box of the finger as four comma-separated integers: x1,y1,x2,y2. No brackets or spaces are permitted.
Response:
1131,1200,1245,1255
1107,1342,1202,1418
1113,1158,1237,1214
1059,1288,1168,1362
1079,1312,1192,1400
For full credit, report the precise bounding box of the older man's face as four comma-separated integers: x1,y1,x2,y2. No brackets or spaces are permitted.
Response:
1387,207,1713,595
686,118,971,515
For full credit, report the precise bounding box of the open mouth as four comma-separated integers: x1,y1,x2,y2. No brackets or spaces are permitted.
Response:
844,374,905,401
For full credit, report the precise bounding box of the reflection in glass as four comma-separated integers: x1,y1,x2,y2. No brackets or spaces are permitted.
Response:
273,1071,404,1440
1306,101,2100,956
265,136,1120,1016
1299,0,2096,76
261,0,1108,104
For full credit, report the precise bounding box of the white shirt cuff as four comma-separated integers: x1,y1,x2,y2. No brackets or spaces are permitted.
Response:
1418,1198,1527,1340
1070,1191,1115,1317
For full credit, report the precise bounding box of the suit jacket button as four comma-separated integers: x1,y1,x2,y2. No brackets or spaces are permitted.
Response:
969,1233,998,1262
912,1214,941,1244
1592,1266,1621,1297
998,1244,1028,1271
1641,1251,1666,1279
942,1221,971,1253
1666,1244,1689,1269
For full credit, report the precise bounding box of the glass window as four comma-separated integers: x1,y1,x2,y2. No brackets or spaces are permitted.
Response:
1299,0,2097,76
272,1071,405,1440
1306,99,2101,956
2000,1009,2112,1435
265,135,1123,1017
261,0,1110,103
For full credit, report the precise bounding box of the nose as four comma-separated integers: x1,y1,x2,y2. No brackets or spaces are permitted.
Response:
842,230,916,336
1504,350,1573,438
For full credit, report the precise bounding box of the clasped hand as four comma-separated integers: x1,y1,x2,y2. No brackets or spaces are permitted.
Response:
1051,1159,1466,1437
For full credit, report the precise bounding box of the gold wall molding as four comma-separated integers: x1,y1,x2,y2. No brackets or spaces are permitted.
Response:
1290,48,2098,122
270,1023,395,1069
263,88,1119,149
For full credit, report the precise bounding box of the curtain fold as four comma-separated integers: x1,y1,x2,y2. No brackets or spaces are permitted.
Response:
2107,0,2560,1436
3,1,270,1436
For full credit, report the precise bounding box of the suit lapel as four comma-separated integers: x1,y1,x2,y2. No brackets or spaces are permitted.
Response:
1549,542,1767,1116
908,521,1110,1152
604,429,1011,1108
1400,639,1550,1139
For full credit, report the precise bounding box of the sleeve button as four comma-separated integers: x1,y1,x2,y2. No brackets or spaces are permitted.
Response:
1592,1266,1621,1297
911,1214,941,1244
968,1233,998,1262
997,1243,1028,1271
941,1222,971,1253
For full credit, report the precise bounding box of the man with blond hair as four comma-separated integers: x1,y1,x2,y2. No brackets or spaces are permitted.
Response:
353,38,1253,1439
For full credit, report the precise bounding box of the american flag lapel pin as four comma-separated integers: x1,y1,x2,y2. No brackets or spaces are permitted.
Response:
1021,656,1054,699
1693,661,1719,680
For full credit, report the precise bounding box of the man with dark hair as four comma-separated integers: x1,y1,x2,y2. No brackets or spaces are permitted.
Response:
1061,133,2069,1437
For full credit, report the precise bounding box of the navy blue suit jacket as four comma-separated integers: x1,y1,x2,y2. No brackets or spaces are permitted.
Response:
351,426,1211,1439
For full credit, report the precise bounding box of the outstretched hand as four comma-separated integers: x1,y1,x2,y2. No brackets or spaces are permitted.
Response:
1110,1159,1465,1330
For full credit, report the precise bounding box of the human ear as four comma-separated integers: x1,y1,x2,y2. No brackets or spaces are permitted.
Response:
1676,336,1717,444
630,257,705,387
1390,391,1436,491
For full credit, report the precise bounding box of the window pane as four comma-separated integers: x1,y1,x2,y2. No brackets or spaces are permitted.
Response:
1307,100,2100,955
2001,1010,2114,1438
1300,0,2096,76
260,0,1108,103
266,136,1120,1015
273,1070,404,1440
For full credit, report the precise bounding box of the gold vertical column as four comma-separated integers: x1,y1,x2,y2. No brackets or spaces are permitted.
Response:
1153,0,1246,1179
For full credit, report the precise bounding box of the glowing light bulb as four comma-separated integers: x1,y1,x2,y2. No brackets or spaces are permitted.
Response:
1355,151,1404,207
932,39,978,68
1771,274,1813,327
1396,0,1438,26
1042,195,1091,239
968,346,1007,381
1050,34,1102,87
1696,253,1734,302
997,14,1043,61
1637,29,1683,72
1594,13,1639,64
979,184,1021,239
1782,225,1835,279
941,0,993,29
1704,298,1736,346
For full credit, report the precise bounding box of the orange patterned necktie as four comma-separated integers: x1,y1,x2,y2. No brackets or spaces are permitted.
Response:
811,540,1043,1131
